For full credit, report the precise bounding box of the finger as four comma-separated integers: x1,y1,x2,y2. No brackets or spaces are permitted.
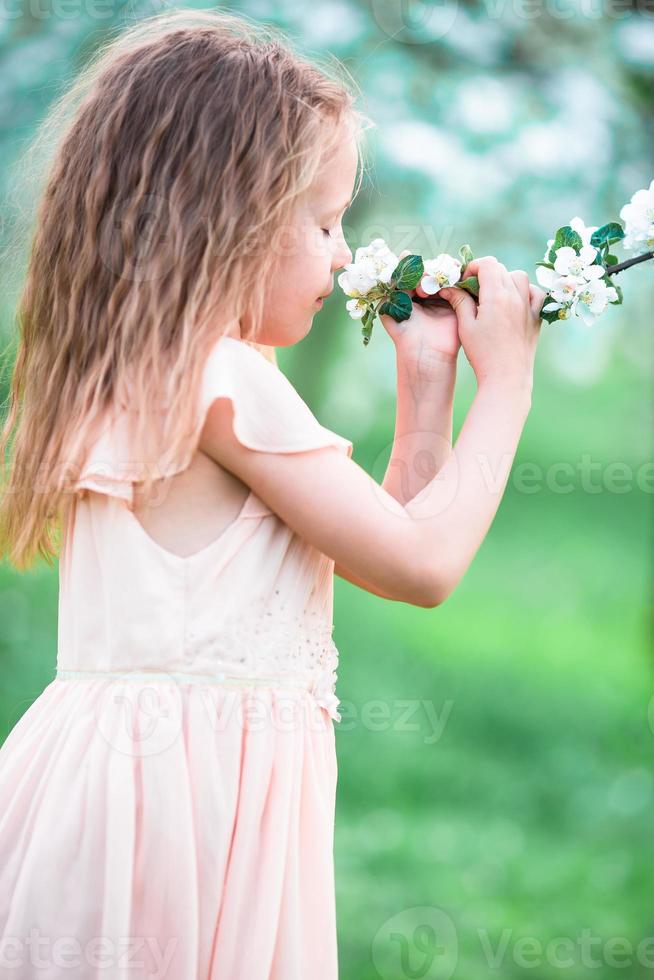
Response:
528,284,548,323
439,285,478,326
460,256,510,305
510,269,530,303
378,309,402,340
461,256,510,278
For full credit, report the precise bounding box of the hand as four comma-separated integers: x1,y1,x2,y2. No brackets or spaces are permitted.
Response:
378,250,461,379
439,256,546,391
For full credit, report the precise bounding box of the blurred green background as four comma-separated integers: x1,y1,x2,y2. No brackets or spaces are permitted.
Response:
1,1,653,977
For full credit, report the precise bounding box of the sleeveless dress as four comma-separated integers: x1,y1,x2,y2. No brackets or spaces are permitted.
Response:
0,335,353,980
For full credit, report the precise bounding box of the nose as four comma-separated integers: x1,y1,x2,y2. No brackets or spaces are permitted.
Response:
332,236,352,271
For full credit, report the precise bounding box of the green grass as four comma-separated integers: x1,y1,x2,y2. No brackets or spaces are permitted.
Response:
332,367,653,978
333,595,653,978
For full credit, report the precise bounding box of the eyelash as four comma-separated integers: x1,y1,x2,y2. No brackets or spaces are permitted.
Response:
321,210,348,239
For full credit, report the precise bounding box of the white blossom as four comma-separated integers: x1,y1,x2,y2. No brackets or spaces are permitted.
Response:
338,265,376,298
537,261,617,326
536,267,580,301
542,215,599,260
419,253,462,294
552,244,602,280
620,179,654,256
538,268,579,320
574,278,619,326
345,297,367,320
338,237,399,299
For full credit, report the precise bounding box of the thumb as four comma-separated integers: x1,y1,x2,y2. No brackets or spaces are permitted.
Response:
439,286,478,326
529,283,547,323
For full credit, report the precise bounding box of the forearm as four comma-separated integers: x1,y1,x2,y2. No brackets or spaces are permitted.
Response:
407,378,533,601
382,354,457,506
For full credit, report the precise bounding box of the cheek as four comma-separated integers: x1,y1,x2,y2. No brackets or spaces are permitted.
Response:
267,225,330,306
285,227,331,293
301,224,328,258
265,273,312,312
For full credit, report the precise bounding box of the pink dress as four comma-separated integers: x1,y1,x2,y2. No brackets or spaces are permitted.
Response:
0,336,353,979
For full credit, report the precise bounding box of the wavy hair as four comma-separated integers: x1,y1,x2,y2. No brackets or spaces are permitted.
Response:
0,7,373,570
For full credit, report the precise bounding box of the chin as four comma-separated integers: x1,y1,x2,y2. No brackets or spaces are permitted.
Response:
255,310,317,347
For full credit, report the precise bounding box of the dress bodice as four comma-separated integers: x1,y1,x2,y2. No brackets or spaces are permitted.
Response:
57,336,353,721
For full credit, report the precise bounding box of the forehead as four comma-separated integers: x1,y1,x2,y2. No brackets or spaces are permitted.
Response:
310,128,359,206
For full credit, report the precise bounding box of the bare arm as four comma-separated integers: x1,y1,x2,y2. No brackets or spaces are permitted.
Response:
333,353,457,599
381,354,456,505
199,257,544,608
403,378,531,602
199,376,531,608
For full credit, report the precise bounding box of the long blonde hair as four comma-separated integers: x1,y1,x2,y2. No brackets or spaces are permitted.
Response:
0,7,373,571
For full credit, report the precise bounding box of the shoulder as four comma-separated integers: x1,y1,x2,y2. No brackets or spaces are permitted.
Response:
72,334,353,507
199,335,353,459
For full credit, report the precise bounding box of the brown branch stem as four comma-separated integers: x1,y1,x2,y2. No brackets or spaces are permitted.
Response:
605,250,654,276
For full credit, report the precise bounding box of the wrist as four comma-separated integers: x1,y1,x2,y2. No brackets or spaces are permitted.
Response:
396,347,458,388
477,372,533,409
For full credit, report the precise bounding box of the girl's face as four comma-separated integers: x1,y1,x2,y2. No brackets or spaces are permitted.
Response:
243,127,358,347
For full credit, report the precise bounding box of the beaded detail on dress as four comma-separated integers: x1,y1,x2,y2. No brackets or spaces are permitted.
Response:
182,592,342,721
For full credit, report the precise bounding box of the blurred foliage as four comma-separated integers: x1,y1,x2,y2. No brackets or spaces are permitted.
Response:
0,1,652,977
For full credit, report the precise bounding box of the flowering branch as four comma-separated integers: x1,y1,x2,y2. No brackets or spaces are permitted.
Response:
604,249,654,276
338,240,479,346
338,178,653,344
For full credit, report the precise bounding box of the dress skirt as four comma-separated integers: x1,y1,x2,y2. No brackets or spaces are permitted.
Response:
0,674,339,980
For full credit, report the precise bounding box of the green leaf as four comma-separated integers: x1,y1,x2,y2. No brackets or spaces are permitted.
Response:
554,225,584,252
590,223,625,248
540,306,568,324
604,254,619,266
458,243,475,267
378,290,414,322
390,254,424,291
455,275,480,299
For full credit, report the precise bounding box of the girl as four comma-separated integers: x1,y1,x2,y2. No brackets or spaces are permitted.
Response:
0,8,545,979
